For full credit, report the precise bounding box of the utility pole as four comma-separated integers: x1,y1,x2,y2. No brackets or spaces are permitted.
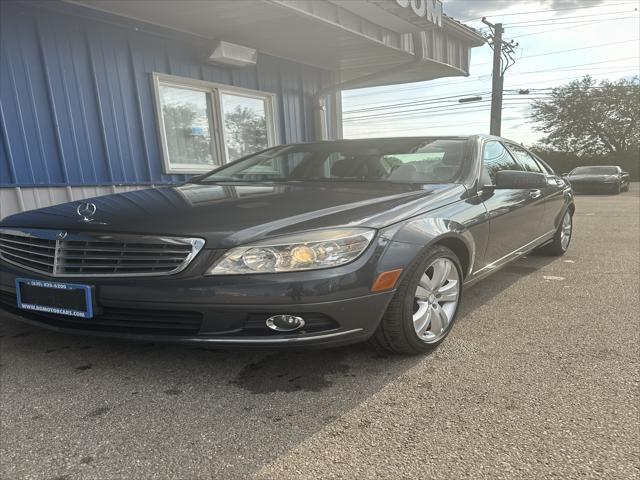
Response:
489,21,503,136
482,18,517,137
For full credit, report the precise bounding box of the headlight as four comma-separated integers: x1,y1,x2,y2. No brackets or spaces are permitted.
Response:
207,228,375,275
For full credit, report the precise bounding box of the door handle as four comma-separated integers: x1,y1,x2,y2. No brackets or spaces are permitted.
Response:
529,189,543,199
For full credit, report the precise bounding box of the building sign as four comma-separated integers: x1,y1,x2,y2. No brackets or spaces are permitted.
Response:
395,0,442,27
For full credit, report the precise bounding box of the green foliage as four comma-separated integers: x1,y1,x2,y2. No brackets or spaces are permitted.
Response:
224,106,268,161
162,104,213,165
529,76,640,155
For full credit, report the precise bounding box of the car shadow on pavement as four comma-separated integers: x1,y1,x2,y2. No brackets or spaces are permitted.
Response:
0,253,558,479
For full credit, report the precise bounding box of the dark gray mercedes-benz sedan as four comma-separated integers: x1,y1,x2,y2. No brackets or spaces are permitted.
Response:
0,136,575,354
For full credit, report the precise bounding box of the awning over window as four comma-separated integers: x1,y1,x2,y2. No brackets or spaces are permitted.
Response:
66,0,484,89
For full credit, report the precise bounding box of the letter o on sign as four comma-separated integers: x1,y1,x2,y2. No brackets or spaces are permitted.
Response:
411,0,426,17
396,0,410,7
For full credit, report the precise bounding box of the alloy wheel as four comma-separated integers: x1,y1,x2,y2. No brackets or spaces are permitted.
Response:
560,211,572,250
412,257,460,344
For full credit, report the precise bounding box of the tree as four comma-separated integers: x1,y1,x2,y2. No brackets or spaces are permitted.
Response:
529,76,640,155
162,104,213,165
224,106,268,161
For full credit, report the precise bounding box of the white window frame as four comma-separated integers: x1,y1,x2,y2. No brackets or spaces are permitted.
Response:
152,73,279,175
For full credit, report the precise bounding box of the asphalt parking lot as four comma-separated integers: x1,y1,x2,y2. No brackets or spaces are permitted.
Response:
1,185,638,480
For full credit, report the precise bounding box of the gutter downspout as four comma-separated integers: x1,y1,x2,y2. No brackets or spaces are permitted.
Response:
313,32,425,141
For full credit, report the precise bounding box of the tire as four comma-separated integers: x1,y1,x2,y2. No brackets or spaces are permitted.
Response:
370,245,463,355
612,182,621,194
539,209,573,256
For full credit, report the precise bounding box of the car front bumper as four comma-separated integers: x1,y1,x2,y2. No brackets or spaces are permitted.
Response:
0,240,403,348
569,181,618,192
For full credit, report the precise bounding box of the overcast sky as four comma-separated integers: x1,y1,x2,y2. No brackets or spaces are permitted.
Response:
342,0,640,146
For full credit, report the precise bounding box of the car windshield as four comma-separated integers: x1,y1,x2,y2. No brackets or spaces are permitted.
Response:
193,138,468,184
571,166,618,175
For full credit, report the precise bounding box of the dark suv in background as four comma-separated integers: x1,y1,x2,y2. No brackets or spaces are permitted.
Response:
564,165,630,194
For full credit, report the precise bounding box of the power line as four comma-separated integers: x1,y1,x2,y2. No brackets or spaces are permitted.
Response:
471,38,639,66
344,75,638,123
502,13,638,28
344,100,537,122
344,91,491,114
507,56,640,75
475,9,638,28
503,68,639,90
346,53,636,97
344,92,550,115
344,58,638,113
343,105,531,123
507,16,639,39
346,93,628,122
501,8,638,25
344,62,639,103
461,1,639,22
346,40,640,98
502,15,638,28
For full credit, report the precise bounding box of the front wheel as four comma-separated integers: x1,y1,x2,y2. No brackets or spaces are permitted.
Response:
539,209,573,256
370,245,463,355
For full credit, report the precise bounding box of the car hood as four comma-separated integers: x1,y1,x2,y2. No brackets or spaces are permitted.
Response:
0,182,465,248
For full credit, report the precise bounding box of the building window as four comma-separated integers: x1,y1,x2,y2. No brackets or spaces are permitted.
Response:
220,92,272,162
153,73,277,174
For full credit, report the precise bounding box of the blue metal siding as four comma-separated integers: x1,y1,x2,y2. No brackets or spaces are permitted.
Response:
0,1,331,188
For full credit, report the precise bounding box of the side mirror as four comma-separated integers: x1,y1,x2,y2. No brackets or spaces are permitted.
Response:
495,170,547,189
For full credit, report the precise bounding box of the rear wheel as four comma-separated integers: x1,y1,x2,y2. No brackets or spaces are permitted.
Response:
370,245,463,355
539,209,572,256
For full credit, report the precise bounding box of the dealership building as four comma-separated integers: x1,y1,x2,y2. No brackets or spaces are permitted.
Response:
0,0,483,218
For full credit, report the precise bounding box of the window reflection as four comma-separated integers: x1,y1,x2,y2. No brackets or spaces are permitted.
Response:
483,141,521,183
159,85,217,168
221,93,269,161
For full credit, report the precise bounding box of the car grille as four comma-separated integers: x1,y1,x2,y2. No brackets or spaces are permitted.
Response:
0,229,205,277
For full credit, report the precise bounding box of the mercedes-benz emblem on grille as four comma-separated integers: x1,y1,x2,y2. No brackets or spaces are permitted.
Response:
77,202,97,222
56,231,68,240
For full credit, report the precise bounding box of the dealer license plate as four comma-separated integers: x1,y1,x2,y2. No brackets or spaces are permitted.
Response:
15,278,94,319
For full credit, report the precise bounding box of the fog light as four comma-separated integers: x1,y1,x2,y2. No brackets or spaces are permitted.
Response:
266,315,305,332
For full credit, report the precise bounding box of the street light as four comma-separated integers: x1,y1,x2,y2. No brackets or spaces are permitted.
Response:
458,96,483,103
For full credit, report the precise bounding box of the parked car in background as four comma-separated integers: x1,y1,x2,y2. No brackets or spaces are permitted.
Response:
0,135,575,354
564,166,630,194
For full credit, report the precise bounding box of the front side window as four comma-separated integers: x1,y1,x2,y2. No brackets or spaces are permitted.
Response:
195,138,469,185
153,74,277,174
482,141,521,183
507,144,543,173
